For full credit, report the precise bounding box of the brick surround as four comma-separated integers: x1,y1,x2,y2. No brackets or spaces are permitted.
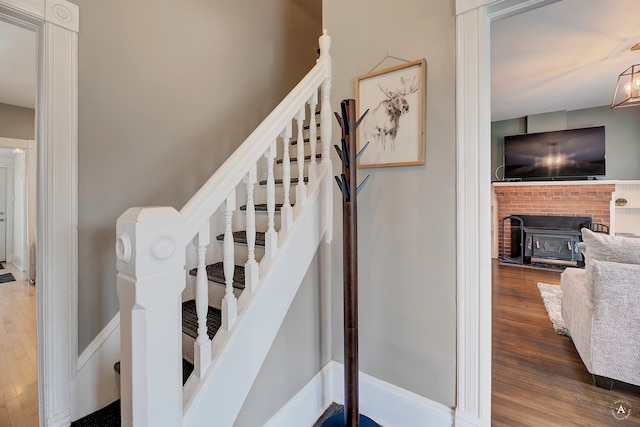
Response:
494,183,615,257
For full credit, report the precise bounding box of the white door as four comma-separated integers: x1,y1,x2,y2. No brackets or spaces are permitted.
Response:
0,168,6,261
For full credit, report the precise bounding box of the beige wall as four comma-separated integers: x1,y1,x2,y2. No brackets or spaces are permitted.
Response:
0,103,34,139
69,0,321,351
324,0,457,409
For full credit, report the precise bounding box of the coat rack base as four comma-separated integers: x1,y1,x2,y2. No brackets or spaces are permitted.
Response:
320,413,380,427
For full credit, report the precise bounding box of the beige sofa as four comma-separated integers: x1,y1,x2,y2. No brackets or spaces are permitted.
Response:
561,228,640,388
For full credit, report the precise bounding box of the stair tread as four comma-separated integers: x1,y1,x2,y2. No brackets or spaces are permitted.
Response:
216,230,266,246
276,153,322,164
188,262,245,290
240,203,287,211
291,135,321,146
182,299,222,340
258,177,308,186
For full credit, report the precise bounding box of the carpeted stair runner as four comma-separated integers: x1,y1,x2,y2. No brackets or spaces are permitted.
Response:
215,230,266,247
181,299,222,340
276,153,322,164
240,202,286,211
188,262,245,290
258,176,309,185
71,360,194,426
314,403,345,426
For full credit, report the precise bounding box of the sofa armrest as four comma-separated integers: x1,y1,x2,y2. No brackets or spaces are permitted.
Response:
588,259,640,385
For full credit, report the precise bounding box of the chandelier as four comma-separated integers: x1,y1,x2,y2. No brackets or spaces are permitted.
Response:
611,44,640,109
611,64,640,108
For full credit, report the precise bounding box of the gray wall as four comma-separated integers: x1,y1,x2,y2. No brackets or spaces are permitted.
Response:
235,251,325,426
492,106,640,181
69,0,321,350
0,102,34,139
324,0,457,409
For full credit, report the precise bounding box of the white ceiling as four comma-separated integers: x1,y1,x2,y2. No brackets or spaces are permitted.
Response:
0,19,36,109
491,0,640,122
1,1,639,119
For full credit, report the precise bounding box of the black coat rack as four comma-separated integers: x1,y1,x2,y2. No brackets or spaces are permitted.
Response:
321,99,378,427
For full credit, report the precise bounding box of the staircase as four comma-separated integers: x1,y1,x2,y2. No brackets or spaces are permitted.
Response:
115,31,333,427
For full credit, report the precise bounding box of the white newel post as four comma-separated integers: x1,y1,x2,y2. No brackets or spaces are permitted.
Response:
116,207,186,427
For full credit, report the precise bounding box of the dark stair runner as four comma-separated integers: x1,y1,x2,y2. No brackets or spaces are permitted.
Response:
73,359,195,426
188,262,245,290
258,176,309,186
181,299,222,340
215,230,266,247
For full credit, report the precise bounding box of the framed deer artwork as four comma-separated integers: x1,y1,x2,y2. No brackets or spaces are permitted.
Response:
356,59,426,168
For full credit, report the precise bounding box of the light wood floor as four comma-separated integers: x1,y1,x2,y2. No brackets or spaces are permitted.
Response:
0,263,38,427
492,260,640,426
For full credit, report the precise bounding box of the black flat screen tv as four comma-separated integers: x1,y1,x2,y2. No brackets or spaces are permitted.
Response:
503,126,605,180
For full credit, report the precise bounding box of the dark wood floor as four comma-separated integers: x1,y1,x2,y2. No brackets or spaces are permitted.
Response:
492,260,640,426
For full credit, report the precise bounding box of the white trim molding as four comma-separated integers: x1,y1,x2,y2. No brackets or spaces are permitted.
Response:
454,1,559,426
0,0,79,426
266,362,454,427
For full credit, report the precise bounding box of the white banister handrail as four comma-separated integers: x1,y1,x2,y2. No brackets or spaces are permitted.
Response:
118,30,332,427
180,53,331,239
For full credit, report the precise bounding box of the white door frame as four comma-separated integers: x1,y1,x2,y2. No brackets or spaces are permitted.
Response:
455,1,559,426
0,1,78,426
455,0,558,426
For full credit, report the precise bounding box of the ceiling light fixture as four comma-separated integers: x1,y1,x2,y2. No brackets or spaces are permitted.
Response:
612,45,640,109
611,64,640,108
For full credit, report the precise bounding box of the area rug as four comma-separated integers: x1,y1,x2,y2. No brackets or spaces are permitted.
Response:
537,282,570,337
0,272,15,283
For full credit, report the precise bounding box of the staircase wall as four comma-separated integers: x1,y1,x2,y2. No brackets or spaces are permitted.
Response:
71,0,322,354
234,251,328,426
323,0,457,409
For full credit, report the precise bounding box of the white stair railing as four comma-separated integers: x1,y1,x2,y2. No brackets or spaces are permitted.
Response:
116,30,332,427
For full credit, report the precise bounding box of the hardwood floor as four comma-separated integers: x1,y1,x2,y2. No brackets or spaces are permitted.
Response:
0,263,38,427
492,260,640,426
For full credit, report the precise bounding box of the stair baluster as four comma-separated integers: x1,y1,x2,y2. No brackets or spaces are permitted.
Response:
295,107,307,207
281,124,293,231
308,92,319,184
264,142,278,261
243,165,259,292
194,225,211,377
222,192,237,331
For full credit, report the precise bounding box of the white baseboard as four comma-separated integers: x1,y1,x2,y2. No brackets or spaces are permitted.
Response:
265,361,454,427
46,409,71,427
71,313,121,421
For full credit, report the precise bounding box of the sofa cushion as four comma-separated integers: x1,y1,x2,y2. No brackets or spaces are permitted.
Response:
581,228,640,265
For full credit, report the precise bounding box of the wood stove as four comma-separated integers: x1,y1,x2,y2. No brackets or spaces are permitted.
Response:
509,215,591,266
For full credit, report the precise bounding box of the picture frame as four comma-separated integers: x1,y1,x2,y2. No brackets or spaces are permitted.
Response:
356,59,426,168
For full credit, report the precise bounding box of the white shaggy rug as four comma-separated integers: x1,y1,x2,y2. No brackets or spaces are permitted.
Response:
537,282,571,337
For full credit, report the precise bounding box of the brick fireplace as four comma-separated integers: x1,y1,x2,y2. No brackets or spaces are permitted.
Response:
493,182,615,259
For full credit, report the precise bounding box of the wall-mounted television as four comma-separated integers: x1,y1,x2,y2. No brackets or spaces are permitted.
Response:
503,126,606,180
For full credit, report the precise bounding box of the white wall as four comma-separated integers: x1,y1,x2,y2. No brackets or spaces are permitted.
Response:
324,0,457,408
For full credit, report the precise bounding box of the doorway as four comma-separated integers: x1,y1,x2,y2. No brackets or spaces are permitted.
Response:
0,1,79,425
